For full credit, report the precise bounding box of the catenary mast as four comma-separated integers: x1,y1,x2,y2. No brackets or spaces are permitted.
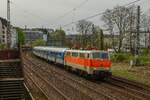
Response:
7,0,11,48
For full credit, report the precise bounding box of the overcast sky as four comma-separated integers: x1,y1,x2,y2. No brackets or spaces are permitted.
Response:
0,0,150,33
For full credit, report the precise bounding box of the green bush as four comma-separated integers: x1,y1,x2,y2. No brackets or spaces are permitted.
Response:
0,44,7,50
139,48,150,66
31,39,46,47
141,48,150,55
110,48,150,66
111,53,132,63
16,28,25,45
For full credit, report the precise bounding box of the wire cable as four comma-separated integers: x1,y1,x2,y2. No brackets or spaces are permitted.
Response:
11,2,54,27
54,0,89,22
62,0,142,28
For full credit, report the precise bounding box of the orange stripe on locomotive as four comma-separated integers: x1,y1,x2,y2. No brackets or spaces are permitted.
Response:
64,50,111,70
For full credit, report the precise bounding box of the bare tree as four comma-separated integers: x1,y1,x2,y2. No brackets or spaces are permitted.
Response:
91,25,104,50
76,20,93,48
102,6,134,52
127,5,137,54
101,9,115,49
141,13,150,48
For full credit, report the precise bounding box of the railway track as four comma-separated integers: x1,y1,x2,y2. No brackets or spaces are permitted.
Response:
24,72,51,100
23,59,94,100
30,56,150,100
25,67,68,100
24,63,70,100
111,76,150,94
23,54,150,100
106,76,150,99
23,56,116,100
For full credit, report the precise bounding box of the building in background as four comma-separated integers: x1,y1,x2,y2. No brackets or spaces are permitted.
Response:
10,28,18,48
122,32,150,52
143,33,150,48
23,29,44,45
46,29,54,34
0,17,8,45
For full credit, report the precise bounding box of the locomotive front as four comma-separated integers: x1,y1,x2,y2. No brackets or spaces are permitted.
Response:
90,51,112,78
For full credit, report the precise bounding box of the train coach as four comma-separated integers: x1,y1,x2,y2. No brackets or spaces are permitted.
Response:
33,46,69,64
33,46,112,78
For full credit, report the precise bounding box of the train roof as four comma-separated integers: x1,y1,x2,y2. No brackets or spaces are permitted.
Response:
33,46,69,52
33,46,108,53
66,49,108,53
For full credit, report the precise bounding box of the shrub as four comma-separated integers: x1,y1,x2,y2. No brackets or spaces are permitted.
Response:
139,48,150,66
31,39,46,47
110,53,132,63
138,54,150,66
0,44,7,50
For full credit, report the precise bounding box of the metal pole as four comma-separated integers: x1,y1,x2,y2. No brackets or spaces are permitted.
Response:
134,5,140,66
7,0,11,48
136,6,140,55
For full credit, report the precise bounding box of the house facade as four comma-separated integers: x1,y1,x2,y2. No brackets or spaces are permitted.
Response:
23,29,44,45
0,17,8,45
10,28,18,48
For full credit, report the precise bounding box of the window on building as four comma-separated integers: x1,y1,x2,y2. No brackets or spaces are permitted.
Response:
2,25,5,29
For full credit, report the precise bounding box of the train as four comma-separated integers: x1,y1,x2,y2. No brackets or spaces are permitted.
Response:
33,46,112,78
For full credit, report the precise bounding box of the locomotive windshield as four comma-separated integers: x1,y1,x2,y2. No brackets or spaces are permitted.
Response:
92,52,108,59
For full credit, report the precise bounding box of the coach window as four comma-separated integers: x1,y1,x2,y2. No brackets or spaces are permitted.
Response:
101,52,108,59
58,52,61,57
79,53,85,58
85,53,90,59
92,52,100,59
72,52,78,57
66,52,70,56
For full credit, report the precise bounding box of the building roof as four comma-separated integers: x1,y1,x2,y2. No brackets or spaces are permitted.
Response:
0,17,8,26
23,30,43,33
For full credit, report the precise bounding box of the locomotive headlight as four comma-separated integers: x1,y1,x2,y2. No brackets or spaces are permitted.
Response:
94,68,97,70
105,67,109,70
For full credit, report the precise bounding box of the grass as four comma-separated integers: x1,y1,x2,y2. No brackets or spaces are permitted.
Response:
139,54,150,66
113,70,137,80
111,63,150,85
110,53,133,63
111,49,150,84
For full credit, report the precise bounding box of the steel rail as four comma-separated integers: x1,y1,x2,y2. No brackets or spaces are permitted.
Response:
24,56,116,100
111,76,150,92
28,55,143,100
24,58,98,100
28,55,150,100
106,76,150,100
24,63,70,100
24,73,49,100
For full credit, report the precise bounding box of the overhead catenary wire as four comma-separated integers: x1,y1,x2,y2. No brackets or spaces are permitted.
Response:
138,0,150,5
10,0,147,29
54,0,89,22
11,2,55,28
62,0,143,28
11,0,89,28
